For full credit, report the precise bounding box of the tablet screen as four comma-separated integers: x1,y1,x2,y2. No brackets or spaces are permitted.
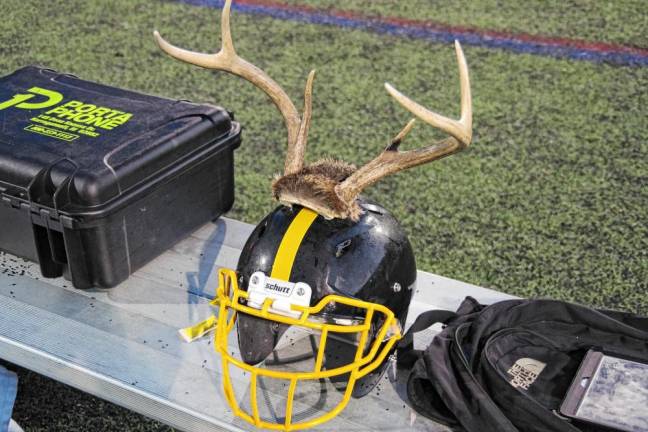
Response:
574,354,648,432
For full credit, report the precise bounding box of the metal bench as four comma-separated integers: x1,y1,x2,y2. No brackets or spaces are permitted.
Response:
0,217,514,431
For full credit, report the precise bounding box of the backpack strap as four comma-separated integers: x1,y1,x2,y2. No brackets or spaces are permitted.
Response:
406,356,462,428
397,309,457,368
397,297,485,368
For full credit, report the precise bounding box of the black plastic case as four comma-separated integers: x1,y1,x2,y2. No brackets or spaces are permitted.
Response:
0,66,241,288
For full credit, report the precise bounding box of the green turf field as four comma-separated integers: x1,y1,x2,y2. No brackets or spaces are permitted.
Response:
1,0,646,430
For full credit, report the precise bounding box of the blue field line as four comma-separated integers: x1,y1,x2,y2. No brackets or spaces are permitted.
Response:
173,0,648,67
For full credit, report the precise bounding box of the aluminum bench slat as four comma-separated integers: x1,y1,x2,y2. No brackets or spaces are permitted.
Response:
0,216,515,431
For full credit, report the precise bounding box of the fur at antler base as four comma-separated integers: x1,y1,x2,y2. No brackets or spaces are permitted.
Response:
271,159,360,220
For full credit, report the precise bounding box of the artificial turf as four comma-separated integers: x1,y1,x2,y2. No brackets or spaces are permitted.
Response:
1,0,646,430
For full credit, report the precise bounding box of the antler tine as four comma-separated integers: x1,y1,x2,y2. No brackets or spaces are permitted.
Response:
385,41,472,145
154,0,307,175
336,41,472,205
291,70,316,173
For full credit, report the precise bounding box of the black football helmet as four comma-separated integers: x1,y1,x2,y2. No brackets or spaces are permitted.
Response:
236,199,416,397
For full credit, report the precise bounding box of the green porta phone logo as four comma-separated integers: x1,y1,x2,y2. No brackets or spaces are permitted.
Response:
0,86,133,142
0,87,63,111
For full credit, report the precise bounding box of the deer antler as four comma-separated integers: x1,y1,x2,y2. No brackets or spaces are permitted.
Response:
156,2,473,221
153,0,313,175
335,41,472,209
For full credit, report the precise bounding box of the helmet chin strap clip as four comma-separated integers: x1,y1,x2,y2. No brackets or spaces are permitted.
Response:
247,271,312,318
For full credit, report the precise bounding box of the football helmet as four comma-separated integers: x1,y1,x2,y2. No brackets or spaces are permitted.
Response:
211,201,416,429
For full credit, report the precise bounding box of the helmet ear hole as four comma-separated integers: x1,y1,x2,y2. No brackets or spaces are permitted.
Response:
335,239,353,258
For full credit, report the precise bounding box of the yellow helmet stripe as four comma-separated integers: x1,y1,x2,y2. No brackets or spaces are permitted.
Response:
270,208,318,281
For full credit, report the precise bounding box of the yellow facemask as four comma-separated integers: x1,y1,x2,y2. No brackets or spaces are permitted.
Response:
210,267,402,431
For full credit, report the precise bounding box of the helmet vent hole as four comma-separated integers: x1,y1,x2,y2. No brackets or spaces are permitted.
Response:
335,239,353,258
360,202,385,215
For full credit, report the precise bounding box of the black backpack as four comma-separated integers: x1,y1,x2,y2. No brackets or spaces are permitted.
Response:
398,297,648,432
